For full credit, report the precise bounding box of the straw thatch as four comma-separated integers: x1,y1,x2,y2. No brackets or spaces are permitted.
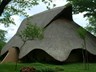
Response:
1,3,96,62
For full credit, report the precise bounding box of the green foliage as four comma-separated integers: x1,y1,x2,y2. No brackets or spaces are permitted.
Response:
67,0,96,17
77,27,87,40
0,41,6,50
0,29,7,41
67,0,96,36
42,0,56,9
18,24,44,42
0,30,7,50
0,0,55,26
85,17,96,35
0,0,55,43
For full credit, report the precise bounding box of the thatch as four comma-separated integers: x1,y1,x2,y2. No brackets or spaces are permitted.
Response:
1,3,96,62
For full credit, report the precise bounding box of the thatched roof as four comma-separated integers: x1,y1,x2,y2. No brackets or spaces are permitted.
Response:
1,3,96,62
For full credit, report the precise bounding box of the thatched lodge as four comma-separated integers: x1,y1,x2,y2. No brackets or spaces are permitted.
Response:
0,4,96,63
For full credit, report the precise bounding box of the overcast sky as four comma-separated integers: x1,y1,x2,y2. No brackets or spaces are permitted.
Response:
0,0,88,42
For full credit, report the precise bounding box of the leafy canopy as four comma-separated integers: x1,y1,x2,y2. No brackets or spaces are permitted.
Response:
0,30,7,41
18,24,44,42
67,0,96,17
0,30,7,50
67,0,96,35
85,16,96,35
0,0,55,47
0,0,55,26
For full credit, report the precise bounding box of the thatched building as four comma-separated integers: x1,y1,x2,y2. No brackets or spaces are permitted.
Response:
1,4,96,63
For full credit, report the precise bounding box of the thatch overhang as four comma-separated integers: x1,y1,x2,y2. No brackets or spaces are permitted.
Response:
1,3,96,62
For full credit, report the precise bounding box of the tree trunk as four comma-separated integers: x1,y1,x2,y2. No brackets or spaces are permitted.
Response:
82,38,89,70
15,41,26,71
84,39,89,70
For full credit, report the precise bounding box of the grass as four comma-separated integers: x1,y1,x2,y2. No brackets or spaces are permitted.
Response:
0,62,96,72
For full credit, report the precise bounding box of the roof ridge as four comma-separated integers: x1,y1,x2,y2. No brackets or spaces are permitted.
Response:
44,3,72,29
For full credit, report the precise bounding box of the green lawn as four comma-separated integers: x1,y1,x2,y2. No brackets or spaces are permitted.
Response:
0,62,96,72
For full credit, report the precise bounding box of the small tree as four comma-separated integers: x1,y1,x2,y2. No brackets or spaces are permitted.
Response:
18,24,44,48
15,23,44,70
77,27,89,69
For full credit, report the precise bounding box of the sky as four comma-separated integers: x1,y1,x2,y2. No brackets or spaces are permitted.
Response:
0,0,88,42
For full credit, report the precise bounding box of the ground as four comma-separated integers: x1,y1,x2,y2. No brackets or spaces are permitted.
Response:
0,62,96,72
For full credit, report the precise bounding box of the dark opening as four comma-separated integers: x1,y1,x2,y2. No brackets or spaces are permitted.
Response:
21,49,61,64
65,49,96,63
20,49,96,64
13,47,20,54
0,51,8,61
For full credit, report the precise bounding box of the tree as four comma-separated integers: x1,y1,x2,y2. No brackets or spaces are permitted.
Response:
85,16,96,36
0,0,55,26
77,27,89,69
0,0,55,48
67,0,96,35
15,22,44,70
0,30,7,50
18,23,44,48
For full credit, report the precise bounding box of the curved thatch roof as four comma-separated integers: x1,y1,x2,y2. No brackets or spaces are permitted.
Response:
1,3,96,62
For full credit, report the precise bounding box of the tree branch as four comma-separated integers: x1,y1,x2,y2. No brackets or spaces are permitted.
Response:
0,0,11,16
